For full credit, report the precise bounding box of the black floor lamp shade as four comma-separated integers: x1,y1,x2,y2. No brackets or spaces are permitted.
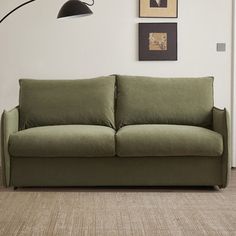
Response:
57,0,93,18
0,0,94,23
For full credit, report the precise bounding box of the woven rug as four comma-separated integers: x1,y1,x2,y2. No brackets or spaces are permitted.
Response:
0,170,235,235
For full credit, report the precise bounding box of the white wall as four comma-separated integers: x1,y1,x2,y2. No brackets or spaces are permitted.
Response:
0,0,233,161
233,0,236,167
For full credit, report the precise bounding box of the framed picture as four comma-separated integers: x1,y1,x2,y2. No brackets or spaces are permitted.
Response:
139,0,178,18
139,23,177,61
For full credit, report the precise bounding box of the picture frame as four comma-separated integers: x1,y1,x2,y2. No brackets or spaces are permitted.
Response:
139,0,178,18
139,23,177,61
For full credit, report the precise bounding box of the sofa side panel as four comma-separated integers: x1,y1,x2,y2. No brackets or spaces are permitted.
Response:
213,107,230,188
1,108,19,187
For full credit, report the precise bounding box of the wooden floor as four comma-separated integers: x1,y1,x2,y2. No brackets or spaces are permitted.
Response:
0,170,235,235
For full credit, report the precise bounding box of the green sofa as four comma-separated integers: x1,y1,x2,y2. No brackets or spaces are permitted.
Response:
1,75,230,188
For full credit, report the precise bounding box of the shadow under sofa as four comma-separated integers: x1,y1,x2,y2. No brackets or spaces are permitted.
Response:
1,75,230,188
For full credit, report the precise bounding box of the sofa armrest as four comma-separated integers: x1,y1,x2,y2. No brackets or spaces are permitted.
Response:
1,107,19,187
213,107,230,188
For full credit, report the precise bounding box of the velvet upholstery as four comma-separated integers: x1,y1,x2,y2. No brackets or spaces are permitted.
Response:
116,125,223,157
0,76,230,188
9,125,116,158
213,107,230,188
116,75,214,129
1,107,19,187
11,157,222,187
19,76,116,129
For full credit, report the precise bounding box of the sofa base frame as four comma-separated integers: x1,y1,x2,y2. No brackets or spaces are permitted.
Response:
10,156,224,188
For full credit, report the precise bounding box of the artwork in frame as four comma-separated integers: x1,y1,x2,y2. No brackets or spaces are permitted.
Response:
139,0,178,18
139,23,177,61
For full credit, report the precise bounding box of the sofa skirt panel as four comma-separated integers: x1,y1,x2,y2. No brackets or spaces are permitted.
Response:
10,156,223,187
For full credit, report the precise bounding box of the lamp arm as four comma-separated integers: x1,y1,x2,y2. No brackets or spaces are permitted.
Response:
82,0,94,7
0,0,36,23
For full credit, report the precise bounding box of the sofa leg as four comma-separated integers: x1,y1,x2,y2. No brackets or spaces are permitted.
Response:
217,185,224,189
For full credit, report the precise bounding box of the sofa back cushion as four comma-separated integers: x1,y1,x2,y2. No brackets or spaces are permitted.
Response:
116,75,214,129
19,76,115,129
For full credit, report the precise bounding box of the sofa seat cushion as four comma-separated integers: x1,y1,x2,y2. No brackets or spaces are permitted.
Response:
9,125,115,157
116,125,223,157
